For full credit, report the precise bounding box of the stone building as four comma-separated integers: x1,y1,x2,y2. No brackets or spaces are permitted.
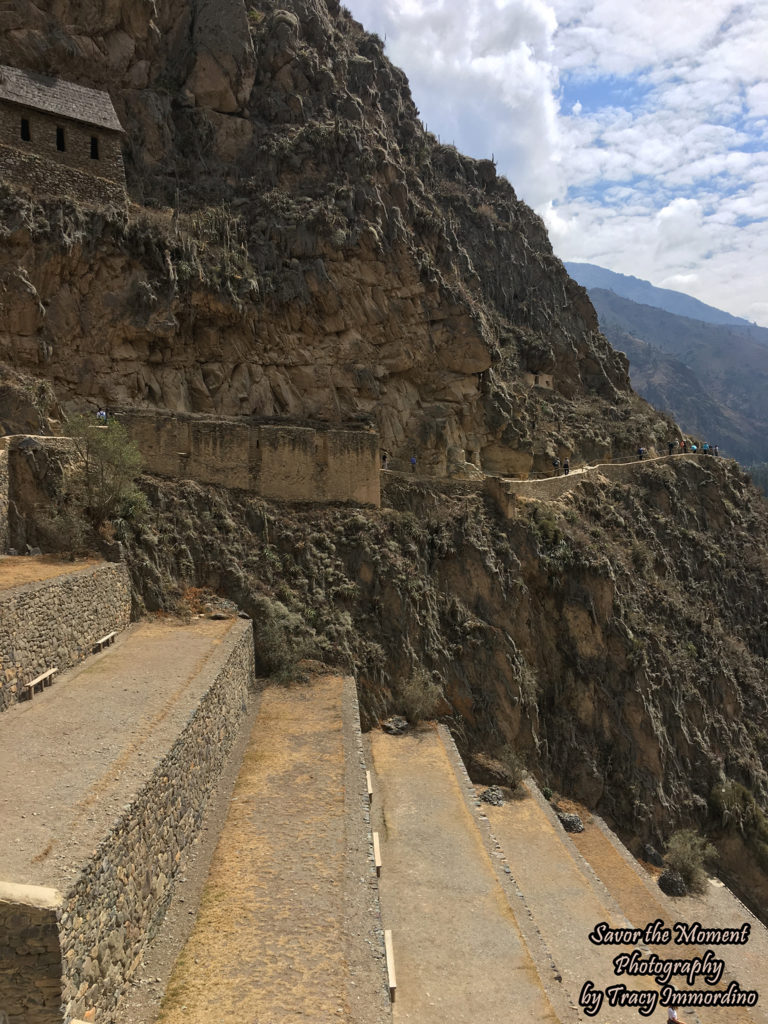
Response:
0,63,126,206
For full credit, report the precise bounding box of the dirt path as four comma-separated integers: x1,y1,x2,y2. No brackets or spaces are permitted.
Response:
369,725,559,1024
0,617,240,891
155,675,390,1024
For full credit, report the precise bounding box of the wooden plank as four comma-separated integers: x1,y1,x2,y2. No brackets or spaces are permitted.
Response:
94,631,116,651
373,831,382,876
384,928,396,1002
366,769,373,803
27,667,58,696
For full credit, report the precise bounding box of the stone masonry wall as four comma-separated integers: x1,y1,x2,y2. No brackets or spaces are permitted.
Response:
59,619,255,1022
118,409,381,506
0,143,125,208
0,882,63,1024
0,439,8,553
0,561,131,712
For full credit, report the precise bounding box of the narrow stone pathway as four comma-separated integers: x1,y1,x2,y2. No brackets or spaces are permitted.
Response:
154,675,389,1024
370,725,560,1024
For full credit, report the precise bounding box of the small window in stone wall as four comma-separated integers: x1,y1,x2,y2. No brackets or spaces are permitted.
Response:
90,135,99,159
20,117,31,141
56,126,65,151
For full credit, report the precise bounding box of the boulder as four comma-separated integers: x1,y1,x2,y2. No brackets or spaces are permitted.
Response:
658,870,687,897
556,812,584,833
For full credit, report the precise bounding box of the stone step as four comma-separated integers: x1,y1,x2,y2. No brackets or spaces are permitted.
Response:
369,723,566,1024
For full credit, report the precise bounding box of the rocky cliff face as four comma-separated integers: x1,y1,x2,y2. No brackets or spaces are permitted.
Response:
102,454,768,920
0,0,654,477
3,0,768,921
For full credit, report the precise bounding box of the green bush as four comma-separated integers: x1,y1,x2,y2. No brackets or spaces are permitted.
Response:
665,829,717,893
63,415,146,528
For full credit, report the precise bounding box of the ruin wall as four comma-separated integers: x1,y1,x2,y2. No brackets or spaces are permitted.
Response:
118,410,381,506
0,142,125,207
0,883,62,1024
0,101,124,182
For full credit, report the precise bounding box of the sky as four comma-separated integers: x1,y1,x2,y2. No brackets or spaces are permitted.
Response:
343,0,768,327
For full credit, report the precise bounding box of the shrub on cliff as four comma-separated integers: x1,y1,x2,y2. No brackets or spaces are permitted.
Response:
664,828,717,893
398,666,444,724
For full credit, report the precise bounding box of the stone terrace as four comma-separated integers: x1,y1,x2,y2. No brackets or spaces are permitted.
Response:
0,616,256,1023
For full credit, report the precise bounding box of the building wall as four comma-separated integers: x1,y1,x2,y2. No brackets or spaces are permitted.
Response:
0,562,131,712
59,620,255,1023
0,883,62,1024
0,101,124,184
522,371,554,390
118,411,381,507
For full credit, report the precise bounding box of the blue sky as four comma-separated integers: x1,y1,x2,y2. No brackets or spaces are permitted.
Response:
344,0,768,326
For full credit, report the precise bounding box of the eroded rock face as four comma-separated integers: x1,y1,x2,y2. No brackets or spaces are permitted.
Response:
0,0,656,475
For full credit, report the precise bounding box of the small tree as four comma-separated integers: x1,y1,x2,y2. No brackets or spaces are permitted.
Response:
64,415,146,527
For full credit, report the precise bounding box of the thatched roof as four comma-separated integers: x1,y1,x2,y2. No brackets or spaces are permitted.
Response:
0,64,123,132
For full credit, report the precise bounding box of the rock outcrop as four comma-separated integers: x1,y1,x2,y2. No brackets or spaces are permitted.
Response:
2,0,768,928
0,0,658,478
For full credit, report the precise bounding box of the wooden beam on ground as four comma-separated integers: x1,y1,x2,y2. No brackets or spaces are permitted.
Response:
384,928,396,1002
373,831,382,876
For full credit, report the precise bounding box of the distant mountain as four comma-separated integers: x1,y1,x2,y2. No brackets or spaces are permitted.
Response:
585,288,768,464
566,262,755,328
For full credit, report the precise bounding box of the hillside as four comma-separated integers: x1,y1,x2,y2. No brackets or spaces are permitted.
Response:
0,0,656,481
565,261,759,329
1,0,768,929
589,289,768,464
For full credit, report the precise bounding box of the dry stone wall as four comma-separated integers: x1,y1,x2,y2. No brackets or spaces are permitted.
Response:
118,409,381,506
0,440,8,552
58,619,255,1022
0,883,62,1024
0,562,131,712
0,142,125,207
0,620,255,1024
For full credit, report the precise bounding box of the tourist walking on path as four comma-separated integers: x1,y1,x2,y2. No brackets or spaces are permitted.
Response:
552,457,560,476
410,454,416,474
563,458,570,475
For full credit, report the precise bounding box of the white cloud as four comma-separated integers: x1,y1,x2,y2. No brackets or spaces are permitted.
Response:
344,0,768,326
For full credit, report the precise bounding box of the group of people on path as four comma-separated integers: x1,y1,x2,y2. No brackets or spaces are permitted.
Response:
551,457,570,476
664,439,719,457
